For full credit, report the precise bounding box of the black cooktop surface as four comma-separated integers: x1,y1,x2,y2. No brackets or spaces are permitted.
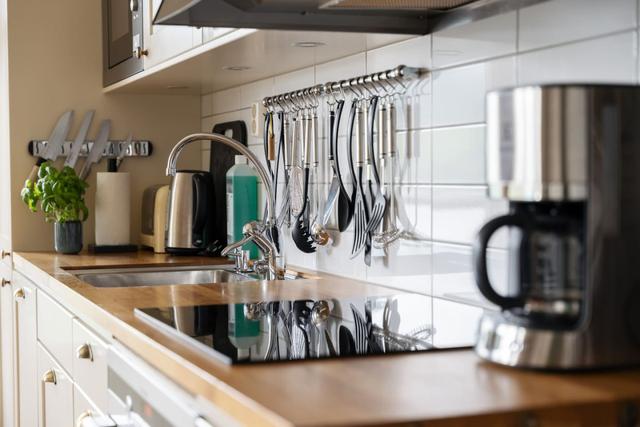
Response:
135,294,461,364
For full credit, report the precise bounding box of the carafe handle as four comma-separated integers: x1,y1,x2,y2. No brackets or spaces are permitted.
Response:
473,214,526,310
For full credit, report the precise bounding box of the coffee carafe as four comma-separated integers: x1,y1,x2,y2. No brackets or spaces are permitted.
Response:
474,85,640,369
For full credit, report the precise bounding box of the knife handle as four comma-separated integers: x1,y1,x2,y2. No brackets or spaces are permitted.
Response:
26,161,43,184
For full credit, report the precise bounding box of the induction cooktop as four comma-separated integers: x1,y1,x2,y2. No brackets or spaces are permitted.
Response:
135,294,466,364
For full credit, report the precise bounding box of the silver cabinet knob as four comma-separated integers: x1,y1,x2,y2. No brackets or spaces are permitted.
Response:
1,250,10,259
1,278,10,287
129,0,139,12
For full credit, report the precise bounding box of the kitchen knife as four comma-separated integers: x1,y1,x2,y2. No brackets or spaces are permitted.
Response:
64,110,95,170
26,110,73,183
108,133,133,172
79,119,111,180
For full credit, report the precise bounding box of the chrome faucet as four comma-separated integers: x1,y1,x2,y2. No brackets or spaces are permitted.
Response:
221,222,279,280
166,133,281,280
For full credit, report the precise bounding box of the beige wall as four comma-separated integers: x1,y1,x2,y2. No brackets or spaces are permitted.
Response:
7,0,201,251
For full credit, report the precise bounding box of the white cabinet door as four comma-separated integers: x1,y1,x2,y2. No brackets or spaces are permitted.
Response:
143,0,202,69
0,263,15,427
72,319,108,411
37,343,73,427
14,274,38,427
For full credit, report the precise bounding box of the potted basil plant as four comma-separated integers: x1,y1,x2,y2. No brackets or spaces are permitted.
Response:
21,163,89,254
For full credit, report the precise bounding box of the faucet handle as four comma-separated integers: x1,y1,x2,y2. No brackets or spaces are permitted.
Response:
228,248,251,273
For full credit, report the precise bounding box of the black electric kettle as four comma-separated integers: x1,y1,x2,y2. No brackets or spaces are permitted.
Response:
166,170,215,254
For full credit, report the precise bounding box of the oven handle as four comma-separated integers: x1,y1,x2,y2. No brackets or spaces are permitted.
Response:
76,410,147,427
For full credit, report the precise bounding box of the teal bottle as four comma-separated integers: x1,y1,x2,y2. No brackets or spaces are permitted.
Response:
228,303,260,358
226,155,259,258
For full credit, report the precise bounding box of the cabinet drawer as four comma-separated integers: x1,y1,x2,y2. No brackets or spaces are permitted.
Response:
72,319,108,410
37,290,75,373
74,384,101,427
37,342,73,427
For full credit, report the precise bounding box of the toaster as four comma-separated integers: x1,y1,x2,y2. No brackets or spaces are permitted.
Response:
140,184,170,253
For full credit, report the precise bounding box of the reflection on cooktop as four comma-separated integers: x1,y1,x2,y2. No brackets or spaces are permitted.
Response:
135,294,464,364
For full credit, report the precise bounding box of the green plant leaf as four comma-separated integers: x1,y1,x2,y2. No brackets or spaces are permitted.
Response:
20,162,89,223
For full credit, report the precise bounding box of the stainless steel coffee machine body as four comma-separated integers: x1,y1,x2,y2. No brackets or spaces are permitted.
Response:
474,85,640,369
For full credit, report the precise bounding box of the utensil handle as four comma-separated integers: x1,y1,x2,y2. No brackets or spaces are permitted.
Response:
368,97,380,185
328,108,336,160
312,111,319,166
305,112,312,167
290,116,298,166
347,101,358,186
378,104,387,158
284,115,291,168
267,113,276,161
387,103,396,157
355,105,363,165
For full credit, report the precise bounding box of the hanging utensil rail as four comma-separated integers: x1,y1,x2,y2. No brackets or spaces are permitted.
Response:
262,65,427,108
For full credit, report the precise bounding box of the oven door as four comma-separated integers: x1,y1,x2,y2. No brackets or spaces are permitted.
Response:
78,342,236,427
102,0,144,86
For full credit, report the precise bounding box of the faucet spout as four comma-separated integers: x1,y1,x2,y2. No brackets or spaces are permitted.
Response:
165,133,276,227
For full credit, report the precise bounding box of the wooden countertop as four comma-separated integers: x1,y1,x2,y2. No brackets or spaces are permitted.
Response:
13,251,640,427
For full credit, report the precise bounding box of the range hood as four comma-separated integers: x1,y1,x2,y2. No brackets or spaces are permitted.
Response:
154,0,546,35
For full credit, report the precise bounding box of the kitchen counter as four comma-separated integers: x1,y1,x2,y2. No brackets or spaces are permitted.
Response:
13,251,640,426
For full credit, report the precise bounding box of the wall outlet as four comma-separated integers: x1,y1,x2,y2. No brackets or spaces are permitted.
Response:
250,101,266,137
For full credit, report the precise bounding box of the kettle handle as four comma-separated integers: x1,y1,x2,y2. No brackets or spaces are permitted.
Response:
473,213,526,310
192,174,210,241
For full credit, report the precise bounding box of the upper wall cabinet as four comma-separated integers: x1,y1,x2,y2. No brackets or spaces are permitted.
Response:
143,0,203,69
103,0,551,91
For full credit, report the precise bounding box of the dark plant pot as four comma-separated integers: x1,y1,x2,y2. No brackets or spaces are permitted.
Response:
54,221,83,254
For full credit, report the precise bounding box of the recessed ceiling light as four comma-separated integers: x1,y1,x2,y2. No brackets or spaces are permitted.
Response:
222,65,251,71
292,41,326,48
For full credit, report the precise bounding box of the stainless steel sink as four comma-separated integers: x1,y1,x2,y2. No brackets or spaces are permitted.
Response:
71,265,259,288
71,264,307,288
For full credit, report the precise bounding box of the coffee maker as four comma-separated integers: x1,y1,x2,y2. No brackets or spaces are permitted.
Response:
474,84,640,369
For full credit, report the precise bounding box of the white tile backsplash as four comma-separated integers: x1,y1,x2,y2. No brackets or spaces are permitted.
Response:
395,130,431,184
433,12,517,68
432,186,508,247
518,31,638,85
201,0,640,344
432,125,485,184
432,56,516,127
518,0,637,52
366,35,431,73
